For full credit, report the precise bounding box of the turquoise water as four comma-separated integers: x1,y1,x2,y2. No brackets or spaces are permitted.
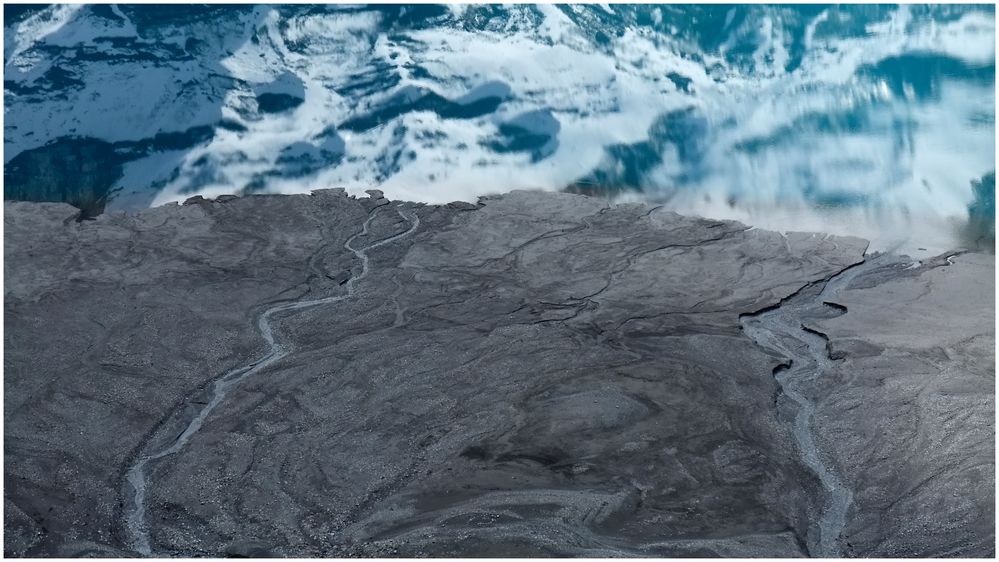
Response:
4,4,995,251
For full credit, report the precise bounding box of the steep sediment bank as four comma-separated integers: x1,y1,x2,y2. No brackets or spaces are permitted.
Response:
4,190,993,557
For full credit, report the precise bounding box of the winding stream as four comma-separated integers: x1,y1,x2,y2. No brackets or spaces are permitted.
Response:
739,256,887,557
123,205,419,555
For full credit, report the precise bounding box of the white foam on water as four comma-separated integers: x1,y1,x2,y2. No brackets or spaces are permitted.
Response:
5,5,995,253
5,4,83,68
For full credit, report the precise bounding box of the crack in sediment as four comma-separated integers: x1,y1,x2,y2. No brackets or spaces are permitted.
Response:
121,204,419,556
737,248,969,556
738,255,877,557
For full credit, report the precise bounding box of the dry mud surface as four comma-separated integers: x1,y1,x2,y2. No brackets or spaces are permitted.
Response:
4,190,994,557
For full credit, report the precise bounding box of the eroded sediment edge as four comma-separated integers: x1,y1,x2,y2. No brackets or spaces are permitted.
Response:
738,253,874,557
737,249,968,557
122,204,419,555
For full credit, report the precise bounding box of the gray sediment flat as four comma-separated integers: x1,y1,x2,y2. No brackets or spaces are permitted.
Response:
3,189,993,557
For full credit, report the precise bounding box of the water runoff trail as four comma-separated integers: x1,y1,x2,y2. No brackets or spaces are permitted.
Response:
123,205,420,555
739,254,892,557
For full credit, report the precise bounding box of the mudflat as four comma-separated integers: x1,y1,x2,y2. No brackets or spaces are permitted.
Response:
4,189,993,557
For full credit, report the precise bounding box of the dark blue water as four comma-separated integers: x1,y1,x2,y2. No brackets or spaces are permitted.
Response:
4,4,995,251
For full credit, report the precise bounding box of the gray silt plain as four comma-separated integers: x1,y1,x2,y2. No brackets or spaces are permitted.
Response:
3,189,994,557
